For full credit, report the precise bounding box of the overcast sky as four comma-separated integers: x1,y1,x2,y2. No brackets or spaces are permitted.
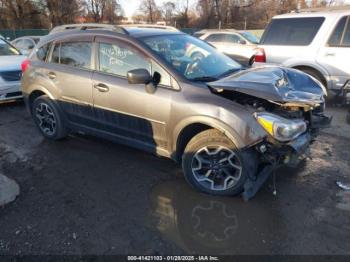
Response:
119,0,350,19
119,0,197,18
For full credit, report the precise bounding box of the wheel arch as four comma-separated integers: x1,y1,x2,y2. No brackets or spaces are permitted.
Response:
284,62,329,88
27,85,55,104
172,117,245,162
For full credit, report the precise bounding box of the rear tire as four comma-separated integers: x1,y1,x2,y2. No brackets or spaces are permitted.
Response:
182,129,257,196
31,95,68,140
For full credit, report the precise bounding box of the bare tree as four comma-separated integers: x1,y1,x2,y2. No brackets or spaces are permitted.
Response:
45,0,85,27
103,0,124,23
87,0,107,22
139,0,160,23
174,0,190,27
0,0,43,29
163,1,176,25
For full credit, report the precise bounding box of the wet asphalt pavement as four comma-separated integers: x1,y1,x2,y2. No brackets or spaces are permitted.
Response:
0,101,350,255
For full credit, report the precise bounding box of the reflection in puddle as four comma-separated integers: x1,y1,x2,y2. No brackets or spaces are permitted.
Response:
336,191,350,212
149,180,286,255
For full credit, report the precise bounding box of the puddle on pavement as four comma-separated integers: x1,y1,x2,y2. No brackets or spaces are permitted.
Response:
336,191,350,212
148,179,287,255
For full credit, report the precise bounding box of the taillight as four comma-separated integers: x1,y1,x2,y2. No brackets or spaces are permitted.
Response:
21,59,31,73
254,48,266,63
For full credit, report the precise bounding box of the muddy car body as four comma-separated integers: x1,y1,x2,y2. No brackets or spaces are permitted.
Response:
21,27,331,199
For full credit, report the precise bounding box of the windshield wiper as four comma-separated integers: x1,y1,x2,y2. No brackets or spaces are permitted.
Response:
191,76,218,82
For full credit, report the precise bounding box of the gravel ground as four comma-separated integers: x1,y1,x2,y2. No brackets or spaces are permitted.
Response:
0,101,349,255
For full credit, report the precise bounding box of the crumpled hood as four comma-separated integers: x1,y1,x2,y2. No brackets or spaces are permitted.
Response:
0,55,25,72
208,66,326,106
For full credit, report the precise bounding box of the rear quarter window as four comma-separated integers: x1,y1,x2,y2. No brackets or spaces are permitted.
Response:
36,43,51,61
261,17,325,46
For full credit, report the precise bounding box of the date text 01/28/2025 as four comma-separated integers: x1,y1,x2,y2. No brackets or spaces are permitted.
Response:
127,255,220,261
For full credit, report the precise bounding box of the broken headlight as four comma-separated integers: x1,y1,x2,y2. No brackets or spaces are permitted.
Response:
255,113,307,142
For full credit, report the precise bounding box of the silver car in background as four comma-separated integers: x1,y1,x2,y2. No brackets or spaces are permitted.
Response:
255,8,350,101
11,36,41,56
194,29,260,66
0,38,25,101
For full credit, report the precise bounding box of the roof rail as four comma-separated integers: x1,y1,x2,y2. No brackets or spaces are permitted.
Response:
50,23,129,35
295,5,350,13
120,24,179,32
80,25,129,34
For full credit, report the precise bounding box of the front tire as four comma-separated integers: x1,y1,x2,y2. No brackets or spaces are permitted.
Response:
31,95,68,140
182,129,257,196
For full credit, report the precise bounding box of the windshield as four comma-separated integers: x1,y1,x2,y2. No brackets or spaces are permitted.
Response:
239,32,260,44
0,39,20,56
142,34,242,81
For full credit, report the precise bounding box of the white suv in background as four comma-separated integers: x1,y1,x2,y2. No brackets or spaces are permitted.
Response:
255,9,350,101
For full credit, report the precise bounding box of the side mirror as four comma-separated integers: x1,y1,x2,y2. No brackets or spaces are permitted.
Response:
28,45,35,50
127,68,158,94
127,68,152,85
239,40,247,45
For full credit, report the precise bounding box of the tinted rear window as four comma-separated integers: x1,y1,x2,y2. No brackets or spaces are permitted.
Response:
261,17,325,46
50,42,92,69
205,34,226,42
343,18,350,46
193,33,205,38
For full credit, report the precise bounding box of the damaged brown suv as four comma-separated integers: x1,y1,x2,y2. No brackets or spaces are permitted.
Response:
21,26,331,199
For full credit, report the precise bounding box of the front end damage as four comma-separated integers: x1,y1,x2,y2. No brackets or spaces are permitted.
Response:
209,66,332,200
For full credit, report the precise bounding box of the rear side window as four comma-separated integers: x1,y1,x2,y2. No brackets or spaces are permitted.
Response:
50,42,92,69
343,19,350,46
205,34,226,42
328,16,348,46
226,34,241,43
261,17,325,46
328,16,350,47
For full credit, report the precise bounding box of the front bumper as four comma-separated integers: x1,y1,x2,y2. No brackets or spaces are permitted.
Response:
243,134,311,201
243,113,332,201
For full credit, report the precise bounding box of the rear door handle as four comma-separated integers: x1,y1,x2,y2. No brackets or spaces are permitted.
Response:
48,72,56,79
325,52,335,57
94,83,109,92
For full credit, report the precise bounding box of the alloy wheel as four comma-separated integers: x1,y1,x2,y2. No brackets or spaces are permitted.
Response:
35,102,57,136
191,146,242,191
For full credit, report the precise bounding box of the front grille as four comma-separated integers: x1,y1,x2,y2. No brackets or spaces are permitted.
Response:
0,70,22,82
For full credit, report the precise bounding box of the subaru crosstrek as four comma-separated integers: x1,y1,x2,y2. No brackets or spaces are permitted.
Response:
21,26,331,199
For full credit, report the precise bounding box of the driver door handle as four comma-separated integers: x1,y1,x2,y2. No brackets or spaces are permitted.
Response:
94,83,109,92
